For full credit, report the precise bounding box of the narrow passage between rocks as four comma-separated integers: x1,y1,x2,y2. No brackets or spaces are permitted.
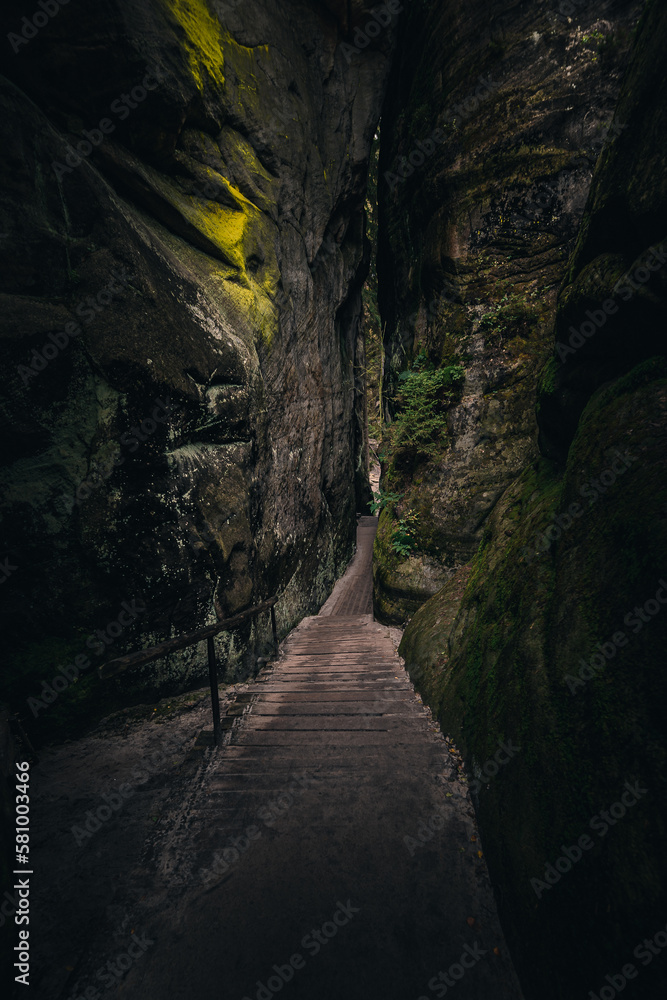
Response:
113,517,524,1000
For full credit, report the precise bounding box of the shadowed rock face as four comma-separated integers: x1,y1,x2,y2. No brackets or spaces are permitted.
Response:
396,2,667,997
374,0,643,622
0,0,392,717
536,0,667,460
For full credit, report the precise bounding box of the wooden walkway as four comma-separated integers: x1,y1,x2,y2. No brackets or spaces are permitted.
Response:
118,518,524,1000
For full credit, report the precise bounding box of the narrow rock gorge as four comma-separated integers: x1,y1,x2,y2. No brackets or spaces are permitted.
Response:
1,1,666,998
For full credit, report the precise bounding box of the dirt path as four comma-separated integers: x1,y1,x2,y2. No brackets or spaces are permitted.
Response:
21,521,524,1000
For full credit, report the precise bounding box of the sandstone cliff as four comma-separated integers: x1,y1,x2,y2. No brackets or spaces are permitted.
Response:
0,0,392,740
375,0,643,621
393,1,667,996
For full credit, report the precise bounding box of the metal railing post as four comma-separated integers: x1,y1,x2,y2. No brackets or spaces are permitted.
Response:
270,605,278,652
98,595,280,745
207,635,221,746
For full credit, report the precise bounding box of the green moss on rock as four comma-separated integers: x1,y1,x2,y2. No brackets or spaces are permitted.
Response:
400,362,667,998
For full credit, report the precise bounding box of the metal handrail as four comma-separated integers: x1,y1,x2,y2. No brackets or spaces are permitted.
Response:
98,596,279,744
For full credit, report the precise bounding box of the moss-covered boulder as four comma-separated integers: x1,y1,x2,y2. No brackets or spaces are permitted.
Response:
398,3,667,995
402,358,667,998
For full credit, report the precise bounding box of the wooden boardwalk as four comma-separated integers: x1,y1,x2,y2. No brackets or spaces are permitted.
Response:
117,518,524,1000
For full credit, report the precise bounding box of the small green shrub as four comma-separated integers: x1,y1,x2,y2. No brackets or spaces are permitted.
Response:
391,508,420,556
370,489,403,515
479,292,540,345
389,357,465,460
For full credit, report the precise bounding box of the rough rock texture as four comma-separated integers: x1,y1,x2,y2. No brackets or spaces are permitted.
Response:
537,0,667,459
0,0,392,741
398,2,667,997
374,0,642,623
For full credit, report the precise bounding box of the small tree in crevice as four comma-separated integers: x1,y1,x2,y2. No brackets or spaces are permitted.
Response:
388,353,465,463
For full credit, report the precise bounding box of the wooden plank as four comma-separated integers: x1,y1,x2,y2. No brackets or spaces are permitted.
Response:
254,692,414,703
242,715,423,731
249,703,420,716
232,731,431,746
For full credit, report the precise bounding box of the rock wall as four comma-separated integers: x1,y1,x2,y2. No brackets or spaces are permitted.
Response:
396,1,667,997
375,0,642,622
0,0,392,740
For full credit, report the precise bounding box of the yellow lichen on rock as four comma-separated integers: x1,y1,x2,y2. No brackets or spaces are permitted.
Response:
163,0,269,110
177,175,280,345
163,0,226,90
